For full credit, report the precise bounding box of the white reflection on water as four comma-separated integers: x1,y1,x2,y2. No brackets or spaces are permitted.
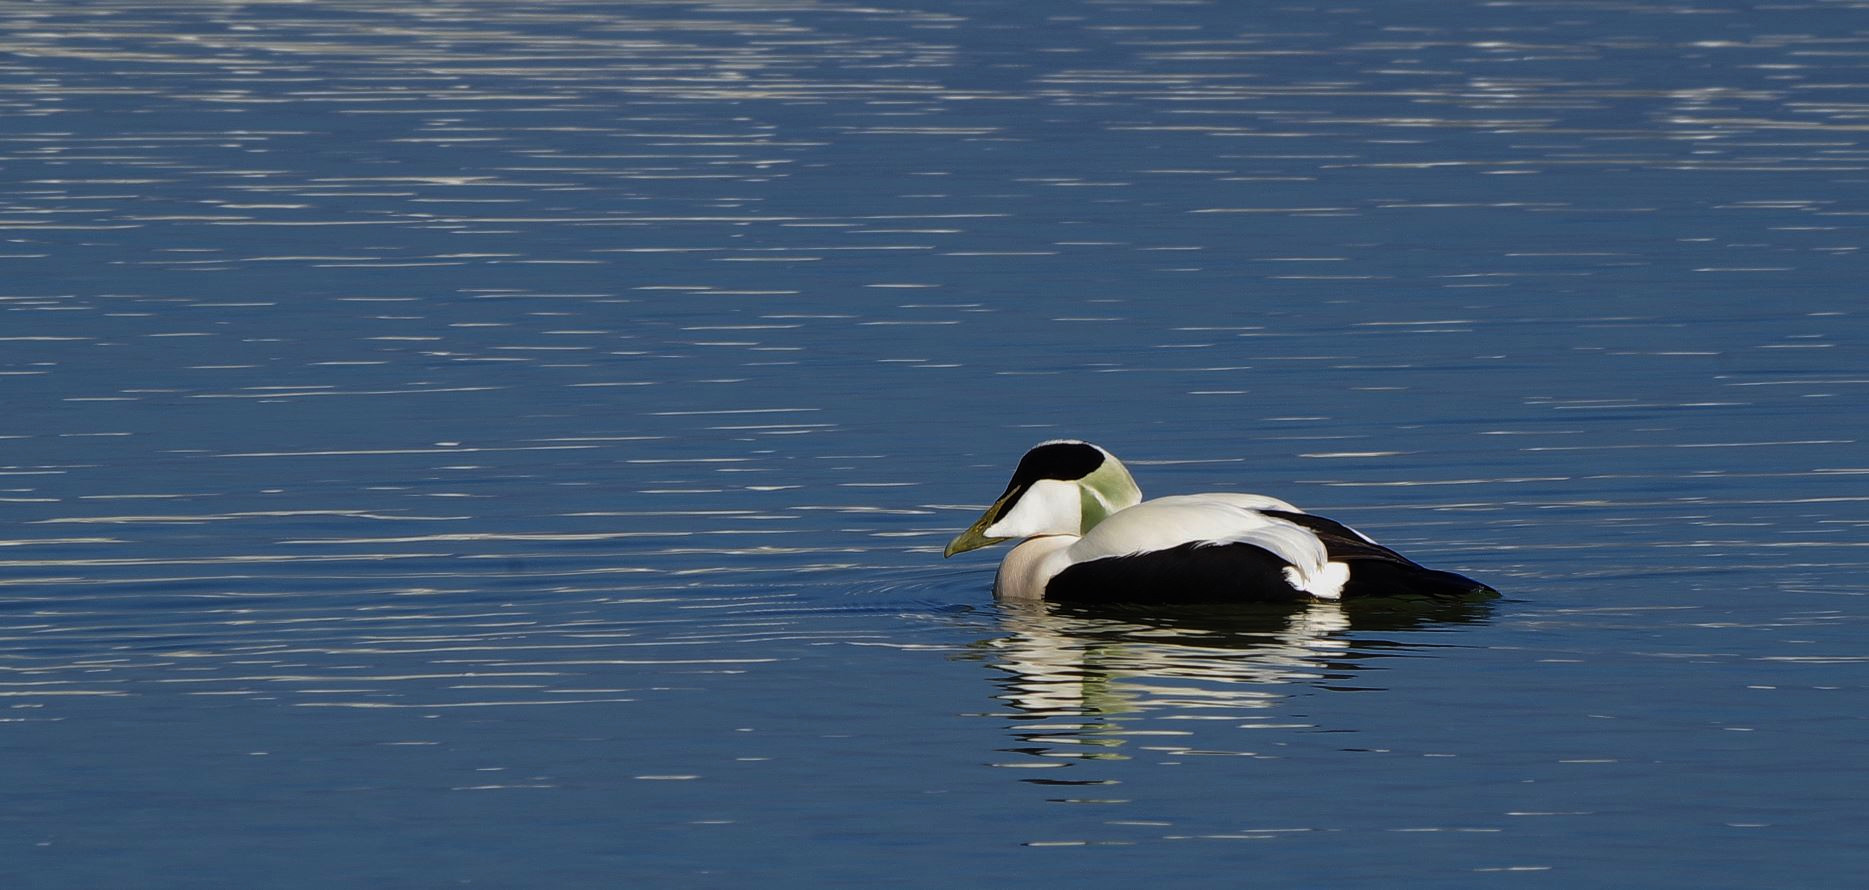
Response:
974,599,1495,782
987,601,1352,723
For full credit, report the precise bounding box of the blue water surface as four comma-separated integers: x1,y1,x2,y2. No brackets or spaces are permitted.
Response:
3,1,1866,886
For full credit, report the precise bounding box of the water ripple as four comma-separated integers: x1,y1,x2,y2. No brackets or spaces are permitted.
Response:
5,1,1869,883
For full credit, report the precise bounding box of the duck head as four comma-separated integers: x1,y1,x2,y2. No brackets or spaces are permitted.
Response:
943,440,1142,557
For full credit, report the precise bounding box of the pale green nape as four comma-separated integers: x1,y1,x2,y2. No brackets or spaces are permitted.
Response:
1075,454,1143,533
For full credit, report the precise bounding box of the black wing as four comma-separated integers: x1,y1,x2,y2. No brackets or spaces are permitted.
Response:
1263,510,1496,600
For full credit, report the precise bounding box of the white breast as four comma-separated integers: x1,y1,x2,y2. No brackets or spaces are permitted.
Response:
993,535,1077,600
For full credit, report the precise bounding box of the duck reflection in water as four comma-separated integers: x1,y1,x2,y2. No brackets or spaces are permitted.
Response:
973,598,1494,774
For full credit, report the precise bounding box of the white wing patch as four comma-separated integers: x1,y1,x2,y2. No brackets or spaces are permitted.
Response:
1191,491,1303,514
1283,560,1349,601
1067,493,1348,600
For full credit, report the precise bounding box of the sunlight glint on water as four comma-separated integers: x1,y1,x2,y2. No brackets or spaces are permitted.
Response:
3,0,1868,886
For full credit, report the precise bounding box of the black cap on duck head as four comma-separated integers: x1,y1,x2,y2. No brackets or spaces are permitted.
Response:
997,440,1107,499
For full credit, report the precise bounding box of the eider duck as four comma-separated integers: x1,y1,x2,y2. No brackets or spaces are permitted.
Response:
944,440,1496,603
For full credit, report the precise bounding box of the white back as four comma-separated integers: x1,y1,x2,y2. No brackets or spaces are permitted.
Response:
1065,493,1347,599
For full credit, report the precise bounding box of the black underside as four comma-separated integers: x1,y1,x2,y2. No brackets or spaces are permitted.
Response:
1047,542,1309,604
1043,515,1497,605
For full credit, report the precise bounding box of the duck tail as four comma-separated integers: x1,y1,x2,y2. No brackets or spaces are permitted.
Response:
1342,561,1498,600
